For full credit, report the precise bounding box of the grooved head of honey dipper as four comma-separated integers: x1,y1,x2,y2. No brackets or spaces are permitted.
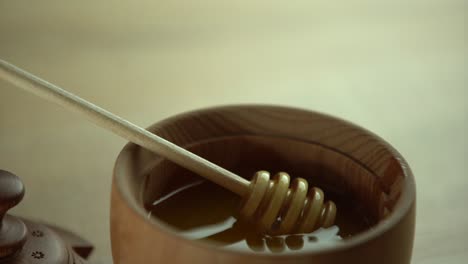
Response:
239,170,337,235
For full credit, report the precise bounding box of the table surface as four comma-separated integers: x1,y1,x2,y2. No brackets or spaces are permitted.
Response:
1,1,467,263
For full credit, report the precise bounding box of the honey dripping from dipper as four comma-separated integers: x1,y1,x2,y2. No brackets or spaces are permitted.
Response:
148,171,375,253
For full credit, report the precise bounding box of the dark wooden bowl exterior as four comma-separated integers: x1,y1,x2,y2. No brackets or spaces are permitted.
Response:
111,105,416,264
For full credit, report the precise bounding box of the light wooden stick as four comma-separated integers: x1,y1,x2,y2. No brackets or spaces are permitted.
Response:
0,59,249,196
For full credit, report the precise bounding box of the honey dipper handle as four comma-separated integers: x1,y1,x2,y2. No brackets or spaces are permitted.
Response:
0,59,250,196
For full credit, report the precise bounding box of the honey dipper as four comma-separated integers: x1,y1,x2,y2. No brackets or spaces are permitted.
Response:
0,59,336,235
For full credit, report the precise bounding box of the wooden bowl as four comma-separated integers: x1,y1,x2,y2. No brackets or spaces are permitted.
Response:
111,105,416,264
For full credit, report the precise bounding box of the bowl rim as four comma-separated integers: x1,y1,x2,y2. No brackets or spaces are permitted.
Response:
113,104,416,257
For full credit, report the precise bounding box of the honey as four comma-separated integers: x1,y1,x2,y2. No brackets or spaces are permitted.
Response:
147,179,374,253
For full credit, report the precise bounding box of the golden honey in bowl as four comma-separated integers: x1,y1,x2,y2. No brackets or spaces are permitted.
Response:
147,176,375,253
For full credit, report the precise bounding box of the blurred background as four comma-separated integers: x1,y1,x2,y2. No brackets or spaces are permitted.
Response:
0,0,466,263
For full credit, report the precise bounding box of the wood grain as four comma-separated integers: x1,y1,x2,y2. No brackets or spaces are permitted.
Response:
111,105,415,264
